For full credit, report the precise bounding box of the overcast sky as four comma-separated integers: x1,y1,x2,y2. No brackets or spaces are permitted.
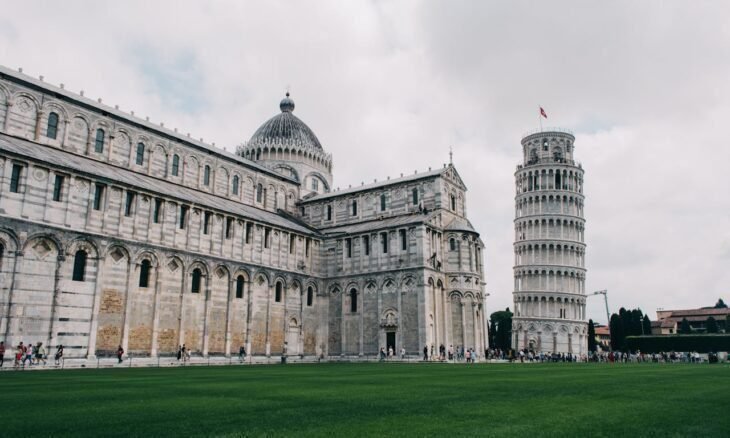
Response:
2,1,728,324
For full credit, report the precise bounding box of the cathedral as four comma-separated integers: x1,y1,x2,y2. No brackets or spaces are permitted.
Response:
0,65,486,360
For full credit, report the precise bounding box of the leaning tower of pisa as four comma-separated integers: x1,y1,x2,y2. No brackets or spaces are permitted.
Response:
512,129,587,355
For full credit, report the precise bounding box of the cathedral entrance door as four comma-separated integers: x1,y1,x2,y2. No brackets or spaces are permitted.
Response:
386,332,396,354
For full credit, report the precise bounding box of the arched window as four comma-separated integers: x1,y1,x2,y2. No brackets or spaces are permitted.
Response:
72,249,87,281
256,184,263,203
139,259,151,288
0,243,4,270
191,268,202,293
275,282,283,302
204,165,211,186
350,289,357,313
380,194,386,211
46,112,59,139
94,129,105,153
449,238,456,251
307,286,313,306
171,154,180,176
235,275,245,299
232,175,239,195
136,143,145,165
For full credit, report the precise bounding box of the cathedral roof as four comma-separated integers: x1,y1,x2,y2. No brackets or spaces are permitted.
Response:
0,134,316,236
445,217,478,234
249,93,323,151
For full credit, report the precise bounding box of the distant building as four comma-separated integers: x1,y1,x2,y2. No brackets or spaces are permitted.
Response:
593,324,610,350
652,308,730,335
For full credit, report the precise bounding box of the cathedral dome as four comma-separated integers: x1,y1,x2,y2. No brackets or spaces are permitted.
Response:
249,93,323,151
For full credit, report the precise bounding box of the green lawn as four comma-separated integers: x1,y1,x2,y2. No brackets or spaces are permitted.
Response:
0,363,727,437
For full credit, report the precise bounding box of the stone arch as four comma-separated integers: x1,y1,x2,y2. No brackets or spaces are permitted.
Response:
111,129,132,167
7,92,40,138
150,143,168,176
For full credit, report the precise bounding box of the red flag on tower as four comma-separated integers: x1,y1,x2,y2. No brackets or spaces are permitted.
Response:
540,107,548,119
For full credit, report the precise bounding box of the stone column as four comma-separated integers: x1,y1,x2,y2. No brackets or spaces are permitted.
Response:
120,259,135,353
85,253,105,359
244,278,253,356
150,264,163,357
34,110,44,141
61,120,70,149
265,283,272,356
47,252,65,349
224,276,234,357
2,249,23,343
3,102,13,132
359,291,364,356
460,300,466,349
202,272,211,357
176,267,187,350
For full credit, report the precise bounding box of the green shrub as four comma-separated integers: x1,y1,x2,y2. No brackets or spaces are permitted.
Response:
625,335,730,353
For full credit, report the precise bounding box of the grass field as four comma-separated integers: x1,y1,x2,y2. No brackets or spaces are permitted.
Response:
0,362,727,437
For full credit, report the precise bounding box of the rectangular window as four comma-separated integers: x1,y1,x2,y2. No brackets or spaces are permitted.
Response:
226,217,233,239
400,229,407,251
203,211,212,235
311,178,318,191
450,195,456,211
381,232,388,254
363,235,370,256
289,234,295,254
93,184,105,211
136,143,145,165
380,194,386,211
412,188,418,205
124,191,135,217
305,238,311,257
345,238,352,258
326,205,332,221
10,164,23,193
52,175,64,202
264,228,271,248
153,198,162,223
179,205,188,229
352,200,357,216
245,223,253,244
204,166,210,186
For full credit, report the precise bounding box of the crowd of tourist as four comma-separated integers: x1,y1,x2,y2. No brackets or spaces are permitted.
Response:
0,341,64,369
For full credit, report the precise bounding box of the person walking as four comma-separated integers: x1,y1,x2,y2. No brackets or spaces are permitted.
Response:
423,345,428,361
54,344,64,365
117,345,124,363
36,342,47,366
0,341,5,368
177,345,182,362
239,345,246,363
23,343,33,367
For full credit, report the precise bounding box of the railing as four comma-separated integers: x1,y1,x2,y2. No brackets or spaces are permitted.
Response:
521,127,575,139
516,157,582,169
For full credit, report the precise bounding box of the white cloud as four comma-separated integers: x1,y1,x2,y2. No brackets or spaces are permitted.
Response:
1,0,728,323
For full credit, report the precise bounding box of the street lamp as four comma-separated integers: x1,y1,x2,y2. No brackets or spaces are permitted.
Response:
483,292,491,351
590,289,610,351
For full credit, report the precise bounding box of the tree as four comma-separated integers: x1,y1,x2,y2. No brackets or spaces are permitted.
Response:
706,316,719,334
642,315,652,335
680,318,691,334
609,313,623,351
587,319,597,352
714,298,728,309
726,314,730,334
489,308,513,351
